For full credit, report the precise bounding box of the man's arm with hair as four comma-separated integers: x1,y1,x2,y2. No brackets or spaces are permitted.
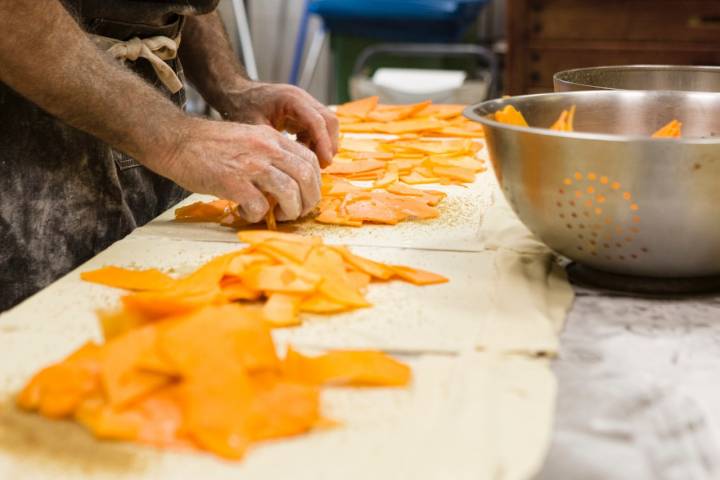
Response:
0,1,321,222
0,0,185,167
179,12,339,167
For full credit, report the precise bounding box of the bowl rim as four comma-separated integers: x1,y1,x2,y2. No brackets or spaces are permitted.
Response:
553,64,720,91
464,90,720,145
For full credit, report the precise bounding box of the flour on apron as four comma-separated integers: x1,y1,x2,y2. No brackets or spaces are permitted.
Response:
0,3,217,310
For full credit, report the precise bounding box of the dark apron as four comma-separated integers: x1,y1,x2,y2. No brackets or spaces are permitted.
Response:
0,1,218,311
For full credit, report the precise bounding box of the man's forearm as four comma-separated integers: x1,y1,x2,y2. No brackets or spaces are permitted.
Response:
0,1,187,168
179,12,252,118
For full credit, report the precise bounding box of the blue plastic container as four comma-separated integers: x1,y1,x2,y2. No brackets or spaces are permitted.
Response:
308,0,489,42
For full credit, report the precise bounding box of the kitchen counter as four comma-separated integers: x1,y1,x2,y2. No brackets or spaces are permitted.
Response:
0,138,573,479
3,132,712,478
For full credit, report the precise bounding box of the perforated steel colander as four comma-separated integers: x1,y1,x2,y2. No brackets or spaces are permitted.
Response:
465,90,720,278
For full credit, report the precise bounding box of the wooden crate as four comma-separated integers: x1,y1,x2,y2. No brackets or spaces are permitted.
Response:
506,0,720,94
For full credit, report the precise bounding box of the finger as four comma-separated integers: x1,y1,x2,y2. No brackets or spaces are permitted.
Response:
289,86,327,113
276,134,321,180
270,150,321,216
253,166,303,221
228,181,269,224
316,105,339,158
284,101,335,167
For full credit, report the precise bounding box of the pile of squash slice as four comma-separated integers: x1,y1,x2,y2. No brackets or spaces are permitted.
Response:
494,104,682,138
326,135,485,185
18,304,412,460
336,96,484,138
176,99,487,229
84,231,448,327
315,176,447,226
176,177,450,228
17,232,447,460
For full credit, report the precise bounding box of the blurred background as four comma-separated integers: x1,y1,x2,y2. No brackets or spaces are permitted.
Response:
195,0,720,109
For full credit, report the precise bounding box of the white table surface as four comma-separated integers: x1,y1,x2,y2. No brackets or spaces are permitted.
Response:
0,140,565,480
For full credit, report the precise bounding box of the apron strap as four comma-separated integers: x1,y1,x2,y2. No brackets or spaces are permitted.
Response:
91,34,184,94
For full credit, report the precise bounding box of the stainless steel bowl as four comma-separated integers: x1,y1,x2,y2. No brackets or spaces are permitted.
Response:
554,65,720,93
465,90,720,278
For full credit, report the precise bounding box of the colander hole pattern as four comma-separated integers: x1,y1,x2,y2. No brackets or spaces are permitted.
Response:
557,171,648,261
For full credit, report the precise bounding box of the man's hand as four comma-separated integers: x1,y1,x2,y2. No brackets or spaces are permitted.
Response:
221,83,339,168
156,119,321,223
179,14,339,168
0,3,322,224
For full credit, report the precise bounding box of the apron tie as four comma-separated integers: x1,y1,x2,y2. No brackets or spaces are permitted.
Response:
91,34,184,94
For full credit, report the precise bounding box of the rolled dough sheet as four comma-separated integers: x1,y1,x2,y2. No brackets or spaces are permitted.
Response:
0,132,567,480
478,197,549,255
1,231,572,356
476,200,575,356
0,194,568,480
0,352,555,480
131,174,498,252
476,250,573,356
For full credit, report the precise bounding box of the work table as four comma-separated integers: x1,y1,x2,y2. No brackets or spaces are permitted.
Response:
0,136,718,479
541,286,720,479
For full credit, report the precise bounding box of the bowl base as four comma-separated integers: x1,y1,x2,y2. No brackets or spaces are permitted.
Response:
566,263,720,296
